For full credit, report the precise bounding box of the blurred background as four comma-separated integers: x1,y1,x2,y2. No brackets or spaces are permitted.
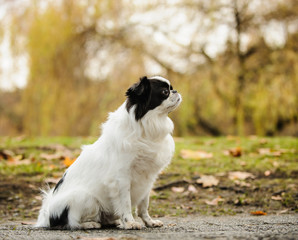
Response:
0,0,297,137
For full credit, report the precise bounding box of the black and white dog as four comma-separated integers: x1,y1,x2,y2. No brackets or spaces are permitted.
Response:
36,76,181,230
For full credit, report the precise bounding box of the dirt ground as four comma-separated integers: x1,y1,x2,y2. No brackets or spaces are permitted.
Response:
1,174,297,224
0,176,42,222
0,175,297,239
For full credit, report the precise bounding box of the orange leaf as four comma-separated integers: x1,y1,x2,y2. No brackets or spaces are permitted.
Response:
251,211,267,215
228,147,242,157
63,157,76,167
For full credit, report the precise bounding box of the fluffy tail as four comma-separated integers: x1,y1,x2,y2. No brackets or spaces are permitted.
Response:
35,187,53,228
35,187,69,228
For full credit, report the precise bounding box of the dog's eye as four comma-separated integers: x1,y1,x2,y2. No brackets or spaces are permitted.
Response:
162,89,169,96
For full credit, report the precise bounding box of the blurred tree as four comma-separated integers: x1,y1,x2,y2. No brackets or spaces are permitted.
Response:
1,0,297,136
9,0,148,135
153,0,298,136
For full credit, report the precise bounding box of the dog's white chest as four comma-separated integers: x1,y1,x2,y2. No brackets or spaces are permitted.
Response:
129,135,175,206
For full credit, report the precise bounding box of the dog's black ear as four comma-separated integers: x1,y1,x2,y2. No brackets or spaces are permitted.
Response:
126,76,152,120
126,76,150,98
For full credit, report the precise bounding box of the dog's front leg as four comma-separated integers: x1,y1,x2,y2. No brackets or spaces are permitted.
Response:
137,192,163,228
111,178,142,230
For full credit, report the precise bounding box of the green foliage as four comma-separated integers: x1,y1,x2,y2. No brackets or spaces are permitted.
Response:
0,0,297,136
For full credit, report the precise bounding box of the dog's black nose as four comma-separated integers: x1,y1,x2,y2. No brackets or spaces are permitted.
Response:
172,90,177,93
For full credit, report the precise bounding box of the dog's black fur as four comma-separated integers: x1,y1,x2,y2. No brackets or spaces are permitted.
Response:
126,76,173,120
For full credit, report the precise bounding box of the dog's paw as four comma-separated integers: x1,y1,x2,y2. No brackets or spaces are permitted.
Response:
121,221,143,230
80,222,102,229
145,219,163,228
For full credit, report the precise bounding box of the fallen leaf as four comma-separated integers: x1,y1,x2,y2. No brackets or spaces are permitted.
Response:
258,148,271,155
205,196,224,206
187,184,198,193
40,145,77,161
228,171,255,180
228,147,242,157
63,157,76,167
278,209,289,214
234,180,251,187
258,148,282,156
271,196,282,201
196,175,219,188
171,186,185,193
40,152,63,161
273,151,282,156
264,170,271,176
180,149,213,160
251,211,267,215
0,149,14,161
7,157,32,166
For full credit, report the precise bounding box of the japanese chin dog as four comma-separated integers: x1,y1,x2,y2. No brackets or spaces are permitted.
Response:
36,76,181,230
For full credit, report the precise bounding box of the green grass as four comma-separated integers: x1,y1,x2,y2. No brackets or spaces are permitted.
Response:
0,136,96,176
0,136,297,219
0,136,96,149
171,136,297,176
0,136,297,179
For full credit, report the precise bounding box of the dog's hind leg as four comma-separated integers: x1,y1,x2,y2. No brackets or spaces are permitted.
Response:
49,190,101,229
75,206,102,229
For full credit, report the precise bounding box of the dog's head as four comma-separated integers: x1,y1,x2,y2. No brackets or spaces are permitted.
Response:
126,76,181,120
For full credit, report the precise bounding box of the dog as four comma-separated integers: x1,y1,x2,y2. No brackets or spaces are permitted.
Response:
36,76,181,230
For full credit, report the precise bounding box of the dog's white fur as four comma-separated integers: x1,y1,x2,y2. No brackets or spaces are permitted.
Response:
36,77,181,230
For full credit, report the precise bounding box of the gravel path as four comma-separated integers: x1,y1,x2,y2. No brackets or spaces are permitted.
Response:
1,214,297,240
